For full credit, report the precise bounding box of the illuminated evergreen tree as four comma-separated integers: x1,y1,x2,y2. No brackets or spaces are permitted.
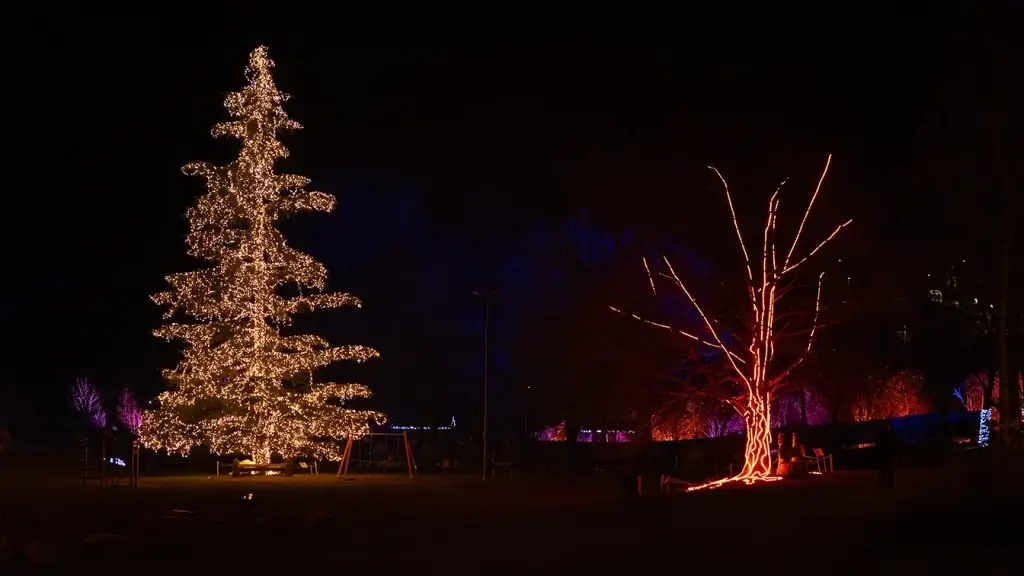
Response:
141,47,381,463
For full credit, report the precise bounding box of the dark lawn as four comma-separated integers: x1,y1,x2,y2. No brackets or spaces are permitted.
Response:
2,456,1020,573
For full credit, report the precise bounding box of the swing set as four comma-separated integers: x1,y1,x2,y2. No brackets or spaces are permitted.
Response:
337,431,417,480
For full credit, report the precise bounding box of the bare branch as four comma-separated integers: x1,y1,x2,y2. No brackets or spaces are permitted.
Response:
665,381,746,414
782,219,853,275
608,306,746,364
805,271,826,354
767,272,826,390
709,168,755,290
662,256,750,383
642,257,657,295
782,154,832,271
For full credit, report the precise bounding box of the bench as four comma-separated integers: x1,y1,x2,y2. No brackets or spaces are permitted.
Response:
231,460,294,477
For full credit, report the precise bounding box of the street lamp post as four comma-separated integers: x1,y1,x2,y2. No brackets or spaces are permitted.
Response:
472,290,496,480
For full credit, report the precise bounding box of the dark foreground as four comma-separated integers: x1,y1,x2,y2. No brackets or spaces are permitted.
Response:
2,455,1020,573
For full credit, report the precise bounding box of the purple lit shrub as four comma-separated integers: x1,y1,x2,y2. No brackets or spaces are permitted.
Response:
117,388,143,435
703,412,744,438
70,377,107,429
533,422,566,442
771,390,830,428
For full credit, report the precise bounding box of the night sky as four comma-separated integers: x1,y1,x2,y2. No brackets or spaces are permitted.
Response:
8,5,1021,434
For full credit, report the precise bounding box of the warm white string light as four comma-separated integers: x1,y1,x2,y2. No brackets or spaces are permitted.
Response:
140,47,382,463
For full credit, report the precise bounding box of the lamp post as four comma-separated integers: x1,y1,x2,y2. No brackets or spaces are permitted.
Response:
472,290,496,480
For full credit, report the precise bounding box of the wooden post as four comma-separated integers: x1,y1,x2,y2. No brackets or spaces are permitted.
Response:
336,437,354,478
131,440,140,487
343,438,352,475
99,437,107,488
402,431,417,480
79,437,89,487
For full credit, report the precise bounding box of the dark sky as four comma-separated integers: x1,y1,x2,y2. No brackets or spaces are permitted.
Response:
7,5,1021,429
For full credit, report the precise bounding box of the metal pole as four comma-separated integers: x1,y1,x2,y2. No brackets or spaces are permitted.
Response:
472,290,495,481
482,295,489,481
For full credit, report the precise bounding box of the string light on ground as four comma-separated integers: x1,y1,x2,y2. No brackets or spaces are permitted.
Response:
141,47,382,463
614,155,851,490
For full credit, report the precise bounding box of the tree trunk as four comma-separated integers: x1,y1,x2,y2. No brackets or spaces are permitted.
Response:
251,443,271,464
563,412,579,477
633,382,653,490
739,394,773,477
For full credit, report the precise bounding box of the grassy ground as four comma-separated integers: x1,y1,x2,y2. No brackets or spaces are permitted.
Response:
1,456,1020,573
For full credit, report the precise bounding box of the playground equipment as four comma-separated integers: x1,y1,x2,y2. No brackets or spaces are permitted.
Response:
79,435,140,488
337,431,417,480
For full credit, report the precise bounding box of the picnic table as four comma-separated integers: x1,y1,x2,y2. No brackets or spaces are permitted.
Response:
231,460,294,477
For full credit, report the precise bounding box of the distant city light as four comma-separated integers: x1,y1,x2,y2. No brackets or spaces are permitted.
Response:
391,416,457,431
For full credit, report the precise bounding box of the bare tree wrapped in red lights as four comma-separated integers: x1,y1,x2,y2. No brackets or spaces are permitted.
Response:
613,156,850,488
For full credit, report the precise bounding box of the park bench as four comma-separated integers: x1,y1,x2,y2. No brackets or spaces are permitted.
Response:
231,460,294,477
778,447,833,476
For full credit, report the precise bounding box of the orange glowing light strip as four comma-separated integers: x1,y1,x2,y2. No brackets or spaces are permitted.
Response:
662,256,750,383
781,219,853,275
608,306,746,365
642,256,657,295
806,272,826,353
685,475,783,492
712,165,761,313
782,154,832,271
609,307,709,347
